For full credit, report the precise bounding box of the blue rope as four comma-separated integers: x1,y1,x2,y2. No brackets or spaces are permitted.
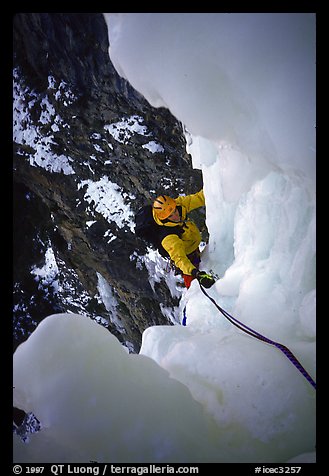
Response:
199,284,316,390
182,306,187,326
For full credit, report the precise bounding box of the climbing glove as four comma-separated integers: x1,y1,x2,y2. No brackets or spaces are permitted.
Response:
192,269,216,288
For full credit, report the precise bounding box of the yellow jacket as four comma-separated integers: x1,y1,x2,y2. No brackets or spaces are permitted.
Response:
152,189,205,275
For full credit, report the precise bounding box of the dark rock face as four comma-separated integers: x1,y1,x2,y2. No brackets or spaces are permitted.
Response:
13,13,203,353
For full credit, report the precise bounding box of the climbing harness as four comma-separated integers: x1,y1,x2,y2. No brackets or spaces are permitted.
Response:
199,284,316,390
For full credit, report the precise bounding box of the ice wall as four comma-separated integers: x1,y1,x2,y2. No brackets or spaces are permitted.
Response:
13,309,315,463
104,12,316,461
13,314,222,463
104,13,315,180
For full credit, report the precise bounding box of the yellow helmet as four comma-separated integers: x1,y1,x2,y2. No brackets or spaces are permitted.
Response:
153,195,176,220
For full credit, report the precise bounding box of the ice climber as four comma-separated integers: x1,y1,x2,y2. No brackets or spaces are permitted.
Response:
152,189,215,289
